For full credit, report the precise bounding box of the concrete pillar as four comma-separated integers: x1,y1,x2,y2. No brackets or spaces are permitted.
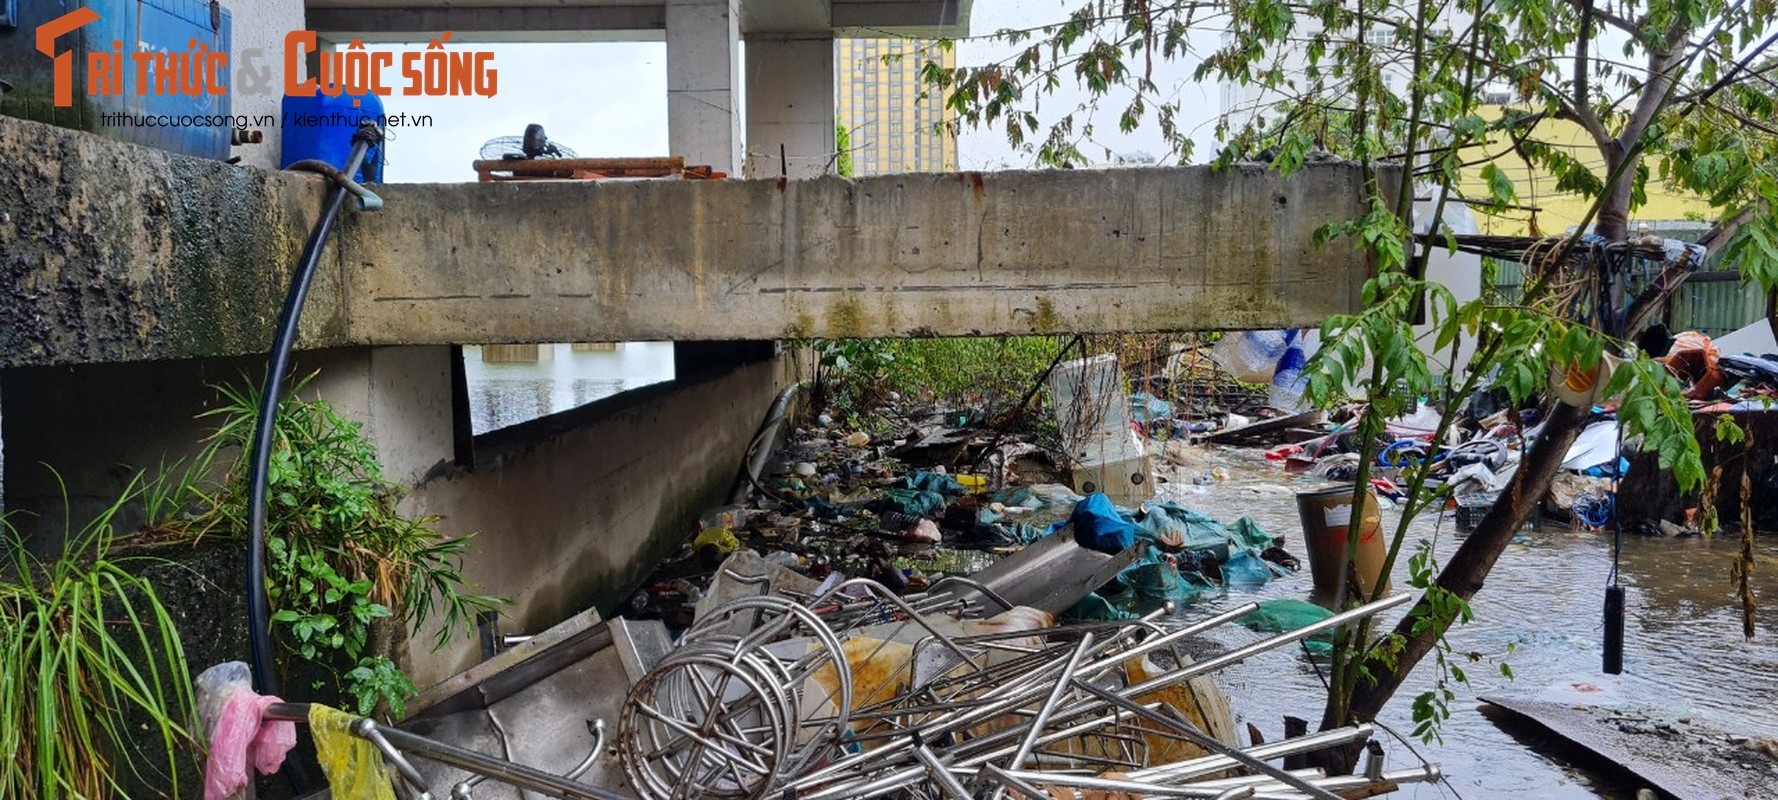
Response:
744,36,836,179
666,0,742,174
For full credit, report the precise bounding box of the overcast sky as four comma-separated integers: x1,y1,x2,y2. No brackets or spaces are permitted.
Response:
370,1,1224,183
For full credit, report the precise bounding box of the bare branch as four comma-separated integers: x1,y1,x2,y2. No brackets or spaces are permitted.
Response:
1564,0,1642,37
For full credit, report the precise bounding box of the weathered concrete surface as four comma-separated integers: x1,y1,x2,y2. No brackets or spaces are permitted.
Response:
6,114,1381,369
400,350,789,687
0,346,453,555
342,163,1376,343
1,338,790,692
0,115,347,369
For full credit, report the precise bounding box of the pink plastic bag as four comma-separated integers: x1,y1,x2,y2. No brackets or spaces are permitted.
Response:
198,661,298,800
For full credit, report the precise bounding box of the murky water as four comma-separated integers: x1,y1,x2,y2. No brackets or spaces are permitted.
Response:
1162,446,1778,798
461,343,674,434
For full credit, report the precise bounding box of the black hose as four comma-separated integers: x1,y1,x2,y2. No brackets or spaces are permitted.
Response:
245,125,380,793
247,125,381,700
246,180,349,697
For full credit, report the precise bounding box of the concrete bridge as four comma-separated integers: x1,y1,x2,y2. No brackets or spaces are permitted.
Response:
0,111,1380,687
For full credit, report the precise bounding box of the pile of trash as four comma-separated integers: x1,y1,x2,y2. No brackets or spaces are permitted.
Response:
628,394,1308,630
614,554,1437,800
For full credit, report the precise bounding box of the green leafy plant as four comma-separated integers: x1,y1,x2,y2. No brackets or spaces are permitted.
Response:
808,336,1066,428
1,475,196,798
926,0,1778,766
171,375,504,717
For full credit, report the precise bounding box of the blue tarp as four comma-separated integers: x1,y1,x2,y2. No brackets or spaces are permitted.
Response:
1062,493,1138,554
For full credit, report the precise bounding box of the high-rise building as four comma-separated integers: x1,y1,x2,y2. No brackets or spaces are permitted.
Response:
836,39,958,175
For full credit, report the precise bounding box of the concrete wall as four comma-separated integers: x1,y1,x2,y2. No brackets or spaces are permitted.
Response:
0,115,342,369
400,348,787,686
744,36,836,179
0,346,453,554
0,340,788,693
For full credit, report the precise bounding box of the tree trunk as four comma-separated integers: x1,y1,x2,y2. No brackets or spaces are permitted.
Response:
1317,401,1591,767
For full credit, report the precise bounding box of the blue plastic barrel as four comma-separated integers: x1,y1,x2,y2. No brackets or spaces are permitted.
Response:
280,91,385,183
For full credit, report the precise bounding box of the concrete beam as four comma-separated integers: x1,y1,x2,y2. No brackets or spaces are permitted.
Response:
341,164,1378,343
306,6,668,42
4,114,1382,368
0,115,346,369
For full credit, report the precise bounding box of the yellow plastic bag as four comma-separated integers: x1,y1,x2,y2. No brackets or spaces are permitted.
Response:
692,526,741,555
309,705,397,800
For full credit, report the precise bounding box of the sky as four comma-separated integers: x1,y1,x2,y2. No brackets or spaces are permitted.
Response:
367,1,1227,183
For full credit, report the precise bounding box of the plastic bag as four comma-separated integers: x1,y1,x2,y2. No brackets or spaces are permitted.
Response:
197,661,296,800
692,526,740,555
905,471,966,496
311,704,397,800
875,489,945,517
1268,330,1314,412
1129,392,1174,423
1213,330,1292,383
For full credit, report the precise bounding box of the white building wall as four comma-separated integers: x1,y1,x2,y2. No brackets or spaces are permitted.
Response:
228,0,306,170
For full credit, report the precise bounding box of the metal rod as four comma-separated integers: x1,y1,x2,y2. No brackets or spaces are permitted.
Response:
1073,602,1260,678
979,764,1052,800
1004,632,1094,776
1122,594,1411,700
1068,680,1341,800
1133,725,1377,781
910,731,974,800
265,703,628,800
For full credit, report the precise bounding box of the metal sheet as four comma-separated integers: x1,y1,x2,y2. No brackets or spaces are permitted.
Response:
942,528,1143,614
405,607,608,721
1480,695,1770,800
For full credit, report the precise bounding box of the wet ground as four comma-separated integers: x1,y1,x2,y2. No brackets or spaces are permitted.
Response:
1164,445,1778,798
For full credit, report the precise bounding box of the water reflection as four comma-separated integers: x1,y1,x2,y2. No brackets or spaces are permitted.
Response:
462,343,675,435
1167,447,1778,798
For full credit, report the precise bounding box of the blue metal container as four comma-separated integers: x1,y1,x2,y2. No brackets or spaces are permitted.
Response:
280,89,384,183
0,0,231,159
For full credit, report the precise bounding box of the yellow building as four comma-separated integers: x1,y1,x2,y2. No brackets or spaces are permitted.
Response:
1456,106,1762,335
1458,106,1715,236
836,39,958,175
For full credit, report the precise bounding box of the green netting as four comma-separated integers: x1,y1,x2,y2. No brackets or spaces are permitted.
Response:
1121,560,1208,604
1236,599,1336,653
1138,503,1235,555
1065,592,1140,621
1229,516,1279,549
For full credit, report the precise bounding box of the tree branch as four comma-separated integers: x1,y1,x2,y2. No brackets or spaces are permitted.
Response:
1563,0,1641,38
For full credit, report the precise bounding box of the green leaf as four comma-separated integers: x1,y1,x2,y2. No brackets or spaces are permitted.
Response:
1480,163,1517,206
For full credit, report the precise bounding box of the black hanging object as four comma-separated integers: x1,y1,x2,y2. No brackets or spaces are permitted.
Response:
1603,584,1625,674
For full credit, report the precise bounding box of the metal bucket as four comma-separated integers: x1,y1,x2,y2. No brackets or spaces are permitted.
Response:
1295,484,1389,605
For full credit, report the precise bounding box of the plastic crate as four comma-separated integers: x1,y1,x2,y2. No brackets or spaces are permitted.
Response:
1451,491,1539,533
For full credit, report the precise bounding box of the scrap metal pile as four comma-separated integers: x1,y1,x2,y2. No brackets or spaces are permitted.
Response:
613,565,1437,800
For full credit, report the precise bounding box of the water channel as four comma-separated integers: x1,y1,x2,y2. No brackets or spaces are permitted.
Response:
1169,446,1778,798
451,346,1775,796
460,343,675,435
